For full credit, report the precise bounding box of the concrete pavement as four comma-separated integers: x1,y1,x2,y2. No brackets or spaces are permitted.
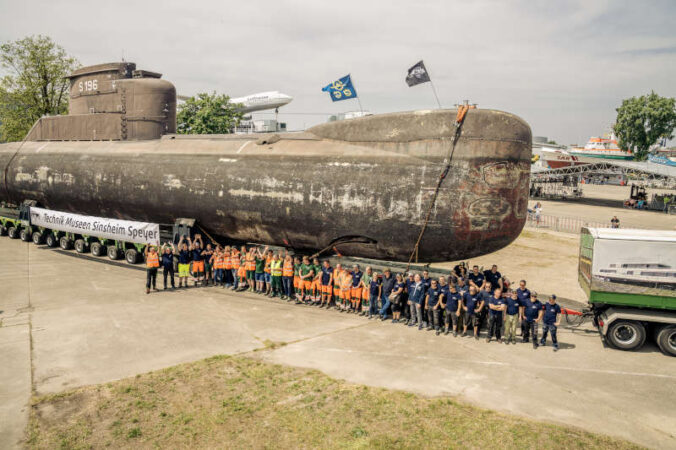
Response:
0,237,675,449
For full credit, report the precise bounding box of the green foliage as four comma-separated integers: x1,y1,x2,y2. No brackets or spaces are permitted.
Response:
614,92,676,160
0,35,79,142
176,92,242,134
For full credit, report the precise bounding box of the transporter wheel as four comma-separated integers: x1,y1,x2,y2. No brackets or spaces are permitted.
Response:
607,320,646,351
125,248,139,265
59,236,72,250
32,232,43,245
74,239,88,254
0,225,7,236
45,233,57,248
656,325,676,357
7,227,19,239
107,245,120,260
90,242,104,257
20,229,31,242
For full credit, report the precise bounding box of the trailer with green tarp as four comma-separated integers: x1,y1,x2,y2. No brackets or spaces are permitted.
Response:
579,227,676,355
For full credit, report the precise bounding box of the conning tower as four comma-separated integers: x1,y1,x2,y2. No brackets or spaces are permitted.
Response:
26,62,176,141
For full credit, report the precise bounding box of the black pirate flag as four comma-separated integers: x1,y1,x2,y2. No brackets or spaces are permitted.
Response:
405,60,431,87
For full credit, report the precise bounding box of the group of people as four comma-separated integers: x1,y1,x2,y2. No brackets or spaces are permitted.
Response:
143,238,563,351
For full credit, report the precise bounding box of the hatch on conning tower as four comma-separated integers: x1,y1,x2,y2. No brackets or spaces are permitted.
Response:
26,62,176,141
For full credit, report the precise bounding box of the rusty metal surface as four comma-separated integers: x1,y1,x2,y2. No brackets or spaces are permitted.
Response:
0,107,531,262
26,62,175,141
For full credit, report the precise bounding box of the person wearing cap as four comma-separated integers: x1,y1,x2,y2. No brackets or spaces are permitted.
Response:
453,262,467,280
486,288,506,343
503,291,521,344
521,291,543,347
540,294,562,351
441,282,462,336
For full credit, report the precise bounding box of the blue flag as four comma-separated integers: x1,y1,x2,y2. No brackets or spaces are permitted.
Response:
322,74,357,102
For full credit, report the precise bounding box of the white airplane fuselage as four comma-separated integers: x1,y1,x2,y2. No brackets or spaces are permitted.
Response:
230,91,293,113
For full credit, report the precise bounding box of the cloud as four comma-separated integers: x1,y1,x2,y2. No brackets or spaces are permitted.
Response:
0,0,674,145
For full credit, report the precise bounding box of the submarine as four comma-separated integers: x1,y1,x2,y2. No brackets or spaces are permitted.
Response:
0,62,532,262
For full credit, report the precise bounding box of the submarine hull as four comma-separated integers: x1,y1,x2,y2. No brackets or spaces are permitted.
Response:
0,109,531,262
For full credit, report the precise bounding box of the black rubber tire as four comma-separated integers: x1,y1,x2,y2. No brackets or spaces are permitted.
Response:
74,239,88,254
20,228,31,242
606,320,646,351
656,325,676,357
107,245,120,260
7,227,19,239
90,242,104,257
0,225,7,236
59,236,72,250
32,232,43,245
45,233,57,248
124,248,139,264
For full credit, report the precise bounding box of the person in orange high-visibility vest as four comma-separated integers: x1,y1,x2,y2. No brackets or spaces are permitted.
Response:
211,246,225,287
236,252,248,291
144,244,160,294
222,247,233,288
333,263,343,308
230,248,241,290
282,254,294,300
340,268,353,312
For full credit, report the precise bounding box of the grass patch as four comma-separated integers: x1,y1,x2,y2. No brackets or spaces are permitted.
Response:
26,355,639,449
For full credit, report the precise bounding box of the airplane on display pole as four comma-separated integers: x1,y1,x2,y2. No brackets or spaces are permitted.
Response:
177,91,293,114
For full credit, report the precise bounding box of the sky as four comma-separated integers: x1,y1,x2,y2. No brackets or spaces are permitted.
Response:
1,0,675,145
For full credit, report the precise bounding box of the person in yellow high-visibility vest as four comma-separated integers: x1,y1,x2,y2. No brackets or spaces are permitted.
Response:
144,244,160,294
270,253,283,298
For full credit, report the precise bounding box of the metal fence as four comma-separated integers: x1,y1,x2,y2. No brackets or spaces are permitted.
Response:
524,213,607,234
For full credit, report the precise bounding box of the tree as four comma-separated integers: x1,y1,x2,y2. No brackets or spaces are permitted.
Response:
614,92,676,161
177,92,242,134
0,35,79,142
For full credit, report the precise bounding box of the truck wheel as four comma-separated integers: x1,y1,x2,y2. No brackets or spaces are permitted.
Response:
125,248,139,264
32,232,43,245
0,225,7,236
7,227,19,239
20,229,31,242
74,239,88,254
59,236,72,250
656,325,676,357
45,233,57,248
90,242,104,257
607,320,646,351
107,245,120,260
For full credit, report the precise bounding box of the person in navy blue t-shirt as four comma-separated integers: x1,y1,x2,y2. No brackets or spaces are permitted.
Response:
441,283,463,337
462,286,484,339
503,291,521,344
486,288,506,343
516,280,531,337
468,265,485,290
521,291,543,347
425,279,443,334
540,294,562,351
368,272,382,319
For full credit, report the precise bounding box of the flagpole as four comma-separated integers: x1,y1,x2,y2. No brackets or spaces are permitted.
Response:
429,79,442,109
356,96,364,114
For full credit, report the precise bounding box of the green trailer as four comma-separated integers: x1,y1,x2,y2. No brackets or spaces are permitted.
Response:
579,227,676,356
0,202,176,265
